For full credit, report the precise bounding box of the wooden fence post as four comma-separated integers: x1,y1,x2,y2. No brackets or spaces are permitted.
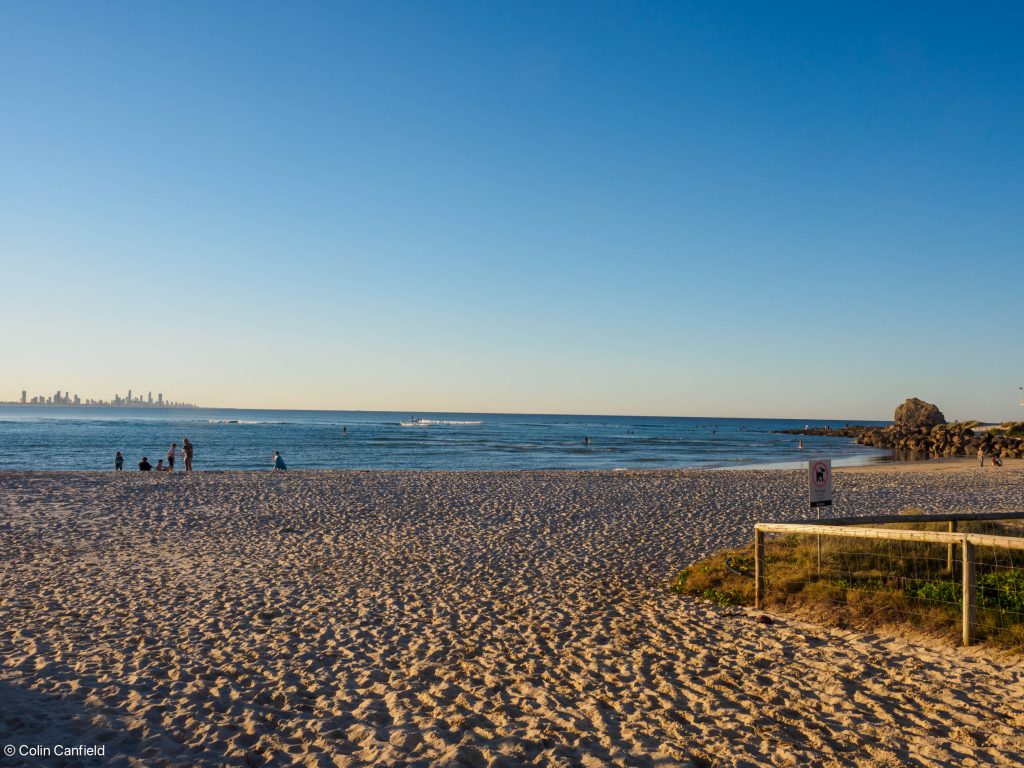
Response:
947,519,957,574
816,508,822,577
962,535,976,647
754,528,765,610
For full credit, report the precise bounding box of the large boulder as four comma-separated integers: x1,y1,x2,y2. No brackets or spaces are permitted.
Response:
894,398,946,429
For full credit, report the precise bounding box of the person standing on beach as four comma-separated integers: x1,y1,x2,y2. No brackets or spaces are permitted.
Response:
273,451,287,471
182,438,193,471
114,451,124,471
978,446,986,467
166,442,177,471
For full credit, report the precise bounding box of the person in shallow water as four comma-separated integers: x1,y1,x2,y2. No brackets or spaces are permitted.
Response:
273,451,287,471
114,451,124,471
139,457,152,471
182,438,193,471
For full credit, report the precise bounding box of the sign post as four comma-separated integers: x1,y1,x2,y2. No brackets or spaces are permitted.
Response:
808,459,833,509
808,459,833,575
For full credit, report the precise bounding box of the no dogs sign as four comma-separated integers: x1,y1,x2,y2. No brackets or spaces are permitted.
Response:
808,459,833,508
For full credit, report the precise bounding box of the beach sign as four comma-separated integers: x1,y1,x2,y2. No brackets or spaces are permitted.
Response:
808,458,832,508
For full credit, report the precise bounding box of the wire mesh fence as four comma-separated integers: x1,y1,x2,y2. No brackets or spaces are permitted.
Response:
754,512,1024,646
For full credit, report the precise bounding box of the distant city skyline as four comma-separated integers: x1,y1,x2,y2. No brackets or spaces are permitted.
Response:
1,4,1021,422
10,388,197,408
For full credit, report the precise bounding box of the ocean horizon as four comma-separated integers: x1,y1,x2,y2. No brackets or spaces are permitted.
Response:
0,405,891,471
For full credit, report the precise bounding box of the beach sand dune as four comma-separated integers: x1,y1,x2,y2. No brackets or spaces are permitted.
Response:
1,467,1023,767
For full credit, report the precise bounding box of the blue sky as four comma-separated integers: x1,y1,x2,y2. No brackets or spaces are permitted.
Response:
1,2,1021,420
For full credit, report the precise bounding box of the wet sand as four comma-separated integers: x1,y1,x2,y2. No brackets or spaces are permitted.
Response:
1,467,1022,767
840,456,1024,474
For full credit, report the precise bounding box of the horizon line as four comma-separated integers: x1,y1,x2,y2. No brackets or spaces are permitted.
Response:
0,401,897,423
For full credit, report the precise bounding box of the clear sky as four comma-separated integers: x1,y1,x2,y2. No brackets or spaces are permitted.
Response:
2,2,1021,420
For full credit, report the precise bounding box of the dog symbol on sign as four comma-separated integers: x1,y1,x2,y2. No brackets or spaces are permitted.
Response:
809,459,833,507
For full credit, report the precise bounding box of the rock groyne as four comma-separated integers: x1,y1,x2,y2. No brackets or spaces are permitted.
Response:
854,422,1024,460
776,396,1024,460
777,422,1024,460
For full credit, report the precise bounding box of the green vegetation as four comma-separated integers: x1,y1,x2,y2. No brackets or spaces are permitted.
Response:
671,551,754,607
1002,421,1024,438
674,513,1024,647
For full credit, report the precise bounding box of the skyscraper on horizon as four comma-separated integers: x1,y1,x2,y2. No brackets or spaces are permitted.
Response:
13,388,196,408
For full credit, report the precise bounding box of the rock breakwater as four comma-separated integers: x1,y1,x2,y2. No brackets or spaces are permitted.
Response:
855,422,1024,460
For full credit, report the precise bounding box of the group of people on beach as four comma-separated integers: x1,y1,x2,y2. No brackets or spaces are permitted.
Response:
115,439,194,472
113,439,289,471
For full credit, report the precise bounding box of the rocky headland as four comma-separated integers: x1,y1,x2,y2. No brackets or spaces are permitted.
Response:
778,397,1024,460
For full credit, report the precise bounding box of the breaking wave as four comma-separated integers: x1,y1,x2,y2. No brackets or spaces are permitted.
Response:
399,419,483,427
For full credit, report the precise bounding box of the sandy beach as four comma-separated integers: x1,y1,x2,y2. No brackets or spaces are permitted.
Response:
1,465,1023,767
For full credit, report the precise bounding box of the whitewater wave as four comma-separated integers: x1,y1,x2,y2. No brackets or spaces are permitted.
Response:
398,419,483,427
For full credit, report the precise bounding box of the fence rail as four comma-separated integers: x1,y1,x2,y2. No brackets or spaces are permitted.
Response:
754,511,1024,646
807,510,1024,527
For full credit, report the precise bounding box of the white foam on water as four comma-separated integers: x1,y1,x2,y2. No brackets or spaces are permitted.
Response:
399,419,484,427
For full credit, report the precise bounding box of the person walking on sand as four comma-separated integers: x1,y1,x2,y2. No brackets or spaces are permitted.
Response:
182,438,193,471
115,451,124,471
273,451,287,471
978,446,986,467
166,442,177,471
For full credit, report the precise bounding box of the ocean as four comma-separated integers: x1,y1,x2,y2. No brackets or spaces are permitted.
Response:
0,406,892,471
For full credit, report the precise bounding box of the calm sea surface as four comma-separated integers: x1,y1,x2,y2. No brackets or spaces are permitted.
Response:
0,406,891,471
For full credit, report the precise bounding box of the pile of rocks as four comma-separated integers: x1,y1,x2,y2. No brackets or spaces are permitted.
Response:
976,430,1024,460
854,398,1024,459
